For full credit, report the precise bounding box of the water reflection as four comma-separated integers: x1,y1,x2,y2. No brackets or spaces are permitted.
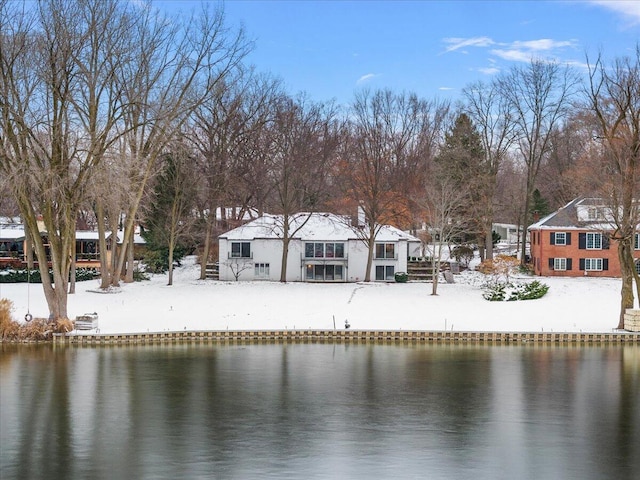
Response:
1,343,638,479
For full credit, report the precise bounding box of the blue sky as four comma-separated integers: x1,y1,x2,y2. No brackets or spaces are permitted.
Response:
158,0,640,105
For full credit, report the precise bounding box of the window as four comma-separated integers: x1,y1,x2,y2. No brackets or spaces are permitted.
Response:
375,265,395,281
305,242,345,259
554,258,567,271
306,264,343,281
585,258,603,271
636,260,640,275
586,233,602,250
375,243,395,259
254,263,269,278
231,242,251,258
635,233,639,250
554,232,566,245
588,207,604,221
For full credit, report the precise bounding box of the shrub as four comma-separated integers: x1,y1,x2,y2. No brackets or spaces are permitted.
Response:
394,272,409,283
0,268,97,283
483,280,549,302
452,245,474,267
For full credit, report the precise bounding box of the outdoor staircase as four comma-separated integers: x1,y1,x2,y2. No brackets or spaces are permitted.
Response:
205,263,219,280
406,260,457,281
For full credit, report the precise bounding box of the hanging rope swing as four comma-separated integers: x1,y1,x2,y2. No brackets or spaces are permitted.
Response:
24,266,32,322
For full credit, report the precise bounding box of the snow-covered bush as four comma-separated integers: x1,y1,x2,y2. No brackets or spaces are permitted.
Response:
483,280,549,302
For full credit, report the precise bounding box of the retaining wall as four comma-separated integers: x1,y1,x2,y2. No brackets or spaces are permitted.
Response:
52,329,640,345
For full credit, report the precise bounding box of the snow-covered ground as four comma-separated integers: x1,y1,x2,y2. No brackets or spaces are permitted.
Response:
0,256,628,334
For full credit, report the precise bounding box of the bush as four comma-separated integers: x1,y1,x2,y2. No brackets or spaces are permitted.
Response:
394,272,408,283
483,280,549,302
452,245,475,267
0,268,97,283
1,298,72,341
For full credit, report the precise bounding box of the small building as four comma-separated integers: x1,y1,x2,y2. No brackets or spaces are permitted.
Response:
218,212,421,282
528,197,640,277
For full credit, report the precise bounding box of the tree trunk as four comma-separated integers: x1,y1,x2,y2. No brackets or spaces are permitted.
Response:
168,237,175,286
364,228,376,282
125,232,134,283
200,217,212,280
431,240,440,296
618,240,635,329
485,222,494,261
96,199,111,289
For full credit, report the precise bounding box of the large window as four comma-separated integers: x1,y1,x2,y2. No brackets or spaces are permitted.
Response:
635,233,639,250
306,264,343,281
231,242,251,258
636,260,640,275
375,265,395,281
586,233,602,250
305,242,345,259
375,243,395,259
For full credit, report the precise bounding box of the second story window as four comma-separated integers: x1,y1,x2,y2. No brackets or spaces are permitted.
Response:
375,243,395,259
305,242,345,258
586,233,602,250
231,241,251,258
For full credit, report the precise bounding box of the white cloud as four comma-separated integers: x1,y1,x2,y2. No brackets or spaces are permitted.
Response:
356,73,379,85
478,67,500,75
589,0,640,25
490,48,537,62
438,86,454,91
442,36,495,53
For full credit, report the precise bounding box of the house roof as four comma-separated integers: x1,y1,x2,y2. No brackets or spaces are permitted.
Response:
219,212,420,243
0,225,25,240
528,197,621,231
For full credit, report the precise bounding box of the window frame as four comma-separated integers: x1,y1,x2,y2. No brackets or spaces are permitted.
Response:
554,232,566,246
254,263,270,278
375,243,396,259
586,233,602,250
553,258,567,271
585,258,603,271
231,241,251,258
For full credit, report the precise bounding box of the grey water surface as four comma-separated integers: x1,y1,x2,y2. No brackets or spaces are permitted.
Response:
1,343,639,479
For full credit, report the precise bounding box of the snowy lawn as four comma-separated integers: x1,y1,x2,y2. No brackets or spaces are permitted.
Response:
0,256,626,334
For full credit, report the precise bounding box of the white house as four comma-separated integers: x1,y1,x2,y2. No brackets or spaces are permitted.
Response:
218,212,421,282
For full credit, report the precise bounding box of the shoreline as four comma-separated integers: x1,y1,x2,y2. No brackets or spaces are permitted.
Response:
36,328,640,345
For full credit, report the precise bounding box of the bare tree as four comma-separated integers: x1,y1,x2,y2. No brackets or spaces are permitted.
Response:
420,174,470,295
111,2,250,286
188,69,280,279
497,60,580,266
587,46,640,328
343,89,448,281
462,79,517,260
0,0,132,319
263,95,341,282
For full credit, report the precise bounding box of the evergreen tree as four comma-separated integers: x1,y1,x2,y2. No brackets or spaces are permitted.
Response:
142,149,198,284
434,113,486,244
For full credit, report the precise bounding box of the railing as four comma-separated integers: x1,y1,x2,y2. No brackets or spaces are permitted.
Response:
228,252,253,259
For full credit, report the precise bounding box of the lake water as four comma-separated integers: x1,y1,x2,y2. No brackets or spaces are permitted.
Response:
1,343,639,479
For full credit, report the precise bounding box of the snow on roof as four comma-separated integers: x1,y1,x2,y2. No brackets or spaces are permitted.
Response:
0,225,25,240
219,212,420,243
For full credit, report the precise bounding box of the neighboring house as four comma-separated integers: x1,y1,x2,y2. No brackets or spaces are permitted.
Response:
0,222,146,270
218,212,421,282
528,197,640,277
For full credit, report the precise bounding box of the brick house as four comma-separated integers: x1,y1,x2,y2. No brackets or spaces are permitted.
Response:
528,197,640,277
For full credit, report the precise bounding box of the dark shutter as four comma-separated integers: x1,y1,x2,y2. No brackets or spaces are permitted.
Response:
579,233,586,249
579,258,585,270
603,259,609,271
566,232,571,246
603,234,610,250
549,258,554,269
550,232,555,245
567,258,572,270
